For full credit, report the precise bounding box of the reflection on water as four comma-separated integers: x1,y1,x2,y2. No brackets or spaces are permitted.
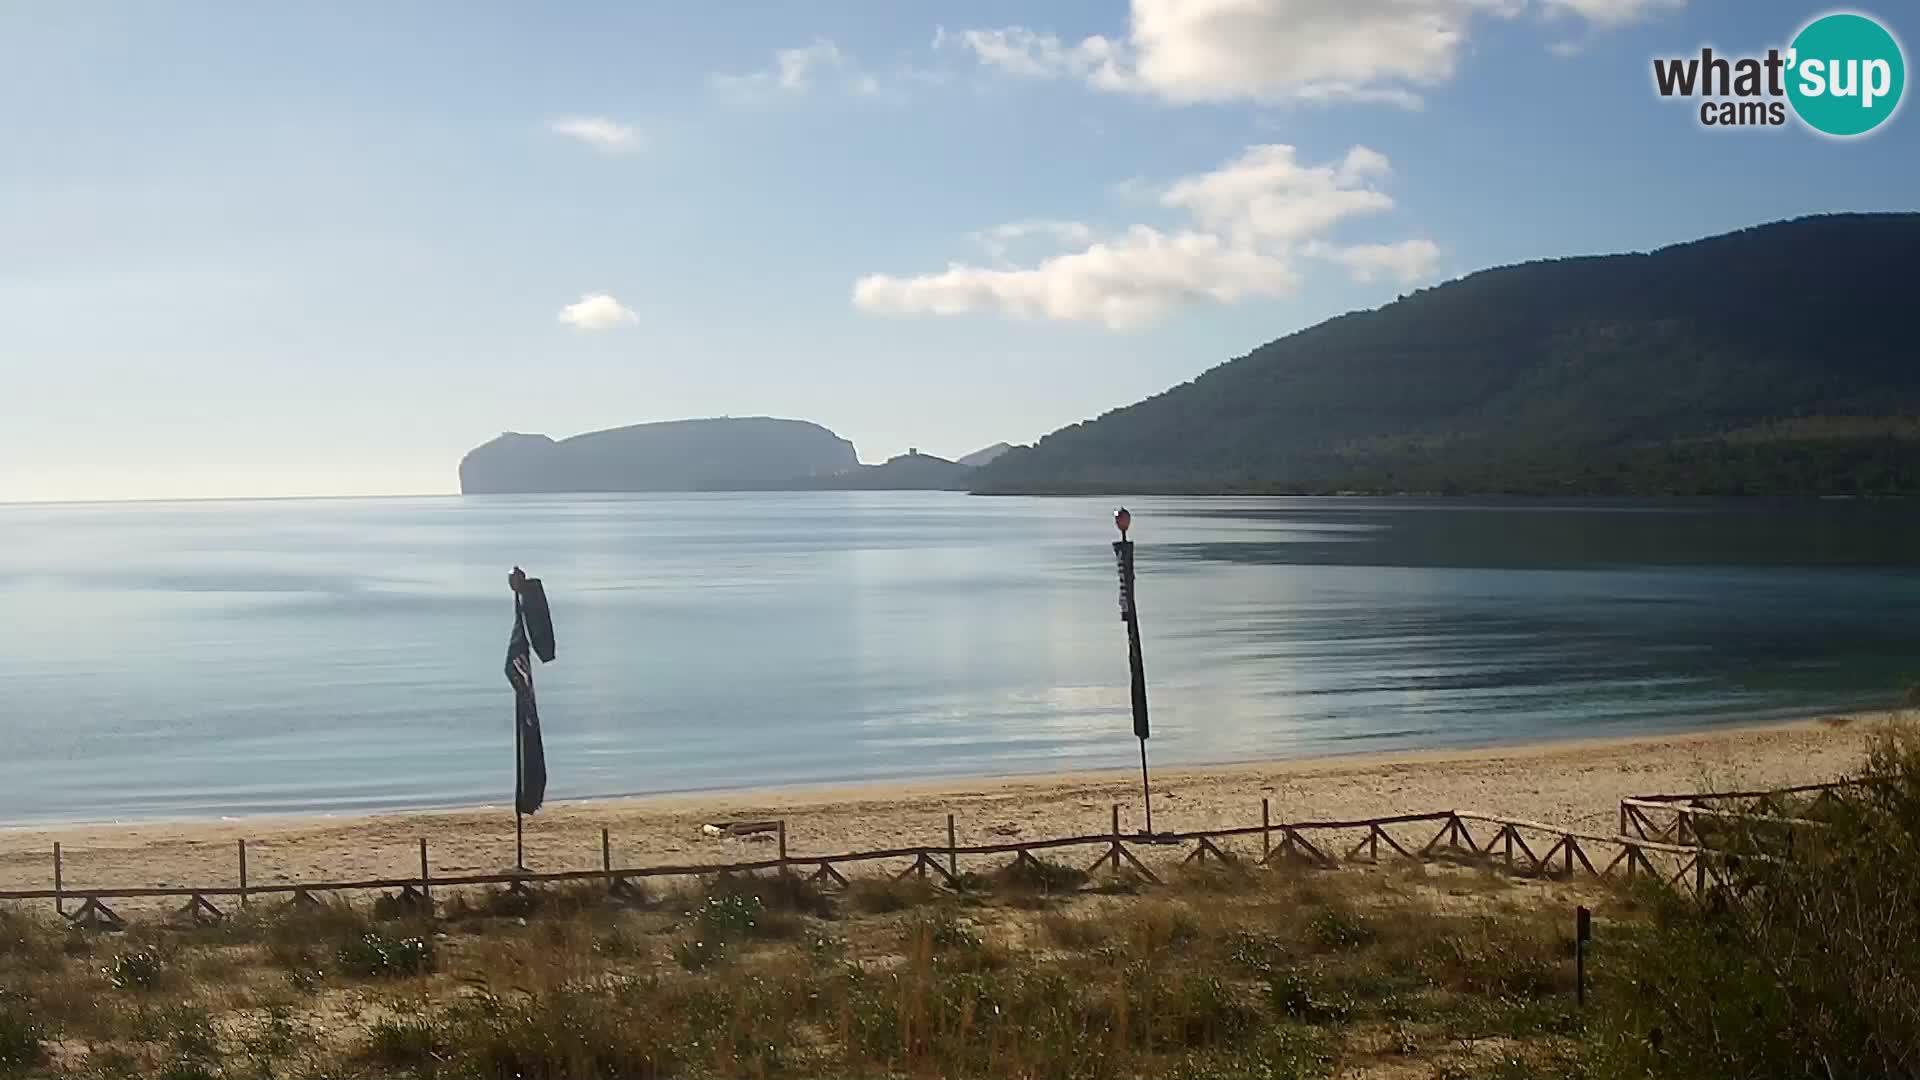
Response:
2,493,1917,822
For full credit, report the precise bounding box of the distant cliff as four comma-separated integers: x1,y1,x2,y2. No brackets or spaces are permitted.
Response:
459,418,861,494
806,451,973,491
957,442,1013,468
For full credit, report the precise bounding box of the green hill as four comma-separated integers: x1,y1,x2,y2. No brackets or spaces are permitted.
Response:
975,213,1920,496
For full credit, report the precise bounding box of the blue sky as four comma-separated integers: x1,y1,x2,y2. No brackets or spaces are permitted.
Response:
1,1,1911,501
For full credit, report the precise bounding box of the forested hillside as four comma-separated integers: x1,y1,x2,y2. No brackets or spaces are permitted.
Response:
976,214,1920,495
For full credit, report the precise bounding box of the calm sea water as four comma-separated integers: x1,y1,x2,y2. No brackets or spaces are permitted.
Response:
4,493,1919,824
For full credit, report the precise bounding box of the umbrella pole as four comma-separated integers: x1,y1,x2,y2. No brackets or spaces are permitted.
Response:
1138,737,1153,835
514,702,526,872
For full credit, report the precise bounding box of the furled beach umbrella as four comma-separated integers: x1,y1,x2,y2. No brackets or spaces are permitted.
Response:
506,567,555,868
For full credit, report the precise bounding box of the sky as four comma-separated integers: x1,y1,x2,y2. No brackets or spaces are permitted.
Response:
1,1,1912,502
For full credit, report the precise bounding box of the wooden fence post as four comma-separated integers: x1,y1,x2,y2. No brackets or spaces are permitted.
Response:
1261,798,1271,861
1575,906,1591,1006
777,820,788,866
419,838,431,904
238,839,248,909
601,828,612,884
947,813,958,877
53,843,62,917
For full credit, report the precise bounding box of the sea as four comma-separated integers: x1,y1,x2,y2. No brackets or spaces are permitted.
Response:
4,492,1919,825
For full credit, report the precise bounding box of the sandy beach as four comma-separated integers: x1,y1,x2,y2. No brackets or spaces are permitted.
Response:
1,712,1901,899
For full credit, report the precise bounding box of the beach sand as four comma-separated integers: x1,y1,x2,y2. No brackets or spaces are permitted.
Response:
1,712,1903,900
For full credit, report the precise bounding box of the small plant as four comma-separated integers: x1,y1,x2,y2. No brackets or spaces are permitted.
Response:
673,936,731,970
806,932,847,964
847,875,935,914
711,870,835,918
930,915,983,952
1266,970,1352,1024
336,931,433,978
285,964,324,994
0,910,63,974
156,1059,217,1080
365,1014,444,1066
997,855,1088,895
0,1002,44,1075
1174,975,1259,1046
594,925,644,959
108,947,166,991
242,1004,306,1065
1391,1019,1421,1056
1308,904,1377,951
165,1006,219,1062
1041,910,1109,949
1226,929,1285,973
693,893,765,940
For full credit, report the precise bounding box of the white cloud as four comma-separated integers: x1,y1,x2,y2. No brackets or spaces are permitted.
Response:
713,38,907,101
548,116,641,154
949,0,1683,107
855,227,1297,331
1541,0,1683,28
774,39,844,91
558,293,638,331
973,219,1098,258
853,144,1431,331
1161,145,1395,244
949,27,1131,88
1304,238,1443,283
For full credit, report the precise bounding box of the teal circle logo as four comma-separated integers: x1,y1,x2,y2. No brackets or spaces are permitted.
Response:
1787,12,1906,136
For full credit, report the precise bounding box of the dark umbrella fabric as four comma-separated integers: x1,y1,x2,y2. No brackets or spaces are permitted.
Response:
505,580,553,815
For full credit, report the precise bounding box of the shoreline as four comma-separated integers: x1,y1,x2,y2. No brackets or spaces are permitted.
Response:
0,710,1904,899
0,706,1876,833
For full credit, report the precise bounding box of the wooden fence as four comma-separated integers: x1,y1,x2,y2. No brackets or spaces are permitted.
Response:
1618,779,1865,850
2,797,1736,929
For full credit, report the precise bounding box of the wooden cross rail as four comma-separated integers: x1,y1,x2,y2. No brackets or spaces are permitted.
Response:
1619,797,1830,851
1619,798,1828,828
1627,778,1875,804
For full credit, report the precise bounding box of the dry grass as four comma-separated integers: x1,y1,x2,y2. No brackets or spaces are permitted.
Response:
0,859,1612,1079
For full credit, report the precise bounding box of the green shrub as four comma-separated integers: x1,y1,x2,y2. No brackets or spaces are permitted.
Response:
1226,929,1286,973
440,989,680,1080
1580,731,1920,1078
0,1002,44,1076
164,1006,218,1061
107,947,166,991
928,914,983,953
693,893,764,940
996,855,1088,895
846,875,936,914
0,910,63,974
1307,905,1377,951
241,1004,306,1066
1265,970,1352,1024
1174,975,1260,1046
673,936,731,971
1419,921,1560,997
336,931,433,978
594,925,644,959
365,1014,445,1067
710,870,835,918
